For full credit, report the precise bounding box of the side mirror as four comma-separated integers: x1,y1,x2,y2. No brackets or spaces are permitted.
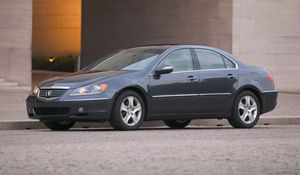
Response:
154,65,173,75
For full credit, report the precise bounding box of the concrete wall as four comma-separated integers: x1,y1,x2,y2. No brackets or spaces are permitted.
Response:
0,0,32,85
81,0,233,66
32,0,81,56
232,0,300,92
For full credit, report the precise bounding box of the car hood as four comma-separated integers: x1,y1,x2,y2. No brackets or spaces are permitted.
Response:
39,70,132,88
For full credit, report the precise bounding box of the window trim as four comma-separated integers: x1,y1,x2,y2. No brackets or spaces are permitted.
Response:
150,47,239,76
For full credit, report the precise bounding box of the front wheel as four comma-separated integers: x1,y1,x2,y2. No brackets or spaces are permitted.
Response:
163,119,191,129
44,121,75,131
228,91,260,128
110,90,145,130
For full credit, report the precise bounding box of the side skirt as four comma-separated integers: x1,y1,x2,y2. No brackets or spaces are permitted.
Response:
145,113,229,121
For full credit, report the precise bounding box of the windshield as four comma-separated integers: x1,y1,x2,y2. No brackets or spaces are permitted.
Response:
89,48,165,71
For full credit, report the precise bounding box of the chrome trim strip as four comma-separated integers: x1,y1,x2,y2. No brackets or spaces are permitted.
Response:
261,90,278,93
152,93,232,98
150,68,238,76
152,94,199,98
37,94,60,101
40,86,70,90
170,70,199,74
63,98,109,102
197,68,237,72
199,93,231,96
38,97,60,101
150,70,198,76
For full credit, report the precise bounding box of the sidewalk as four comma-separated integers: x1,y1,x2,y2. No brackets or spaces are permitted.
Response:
0,88,300,129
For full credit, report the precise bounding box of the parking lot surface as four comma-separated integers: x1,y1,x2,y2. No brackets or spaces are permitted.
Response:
0,125,299,175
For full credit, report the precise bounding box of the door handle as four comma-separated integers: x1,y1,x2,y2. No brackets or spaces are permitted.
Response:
187,75,197,81
227,74,235,79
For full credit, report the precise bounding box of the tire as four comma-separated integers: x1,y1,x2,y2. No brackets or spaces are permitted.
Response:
110,90,145,130
163,119,191,129
44,121,75,131
228,90,260,128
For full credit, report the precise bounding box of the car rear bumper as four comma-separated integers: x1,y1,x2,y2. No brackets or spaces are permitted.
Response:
26,96,112,122
261,90,278,114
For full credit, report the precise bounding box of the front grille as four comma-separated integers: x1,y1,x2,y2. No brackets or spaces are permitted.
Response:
39,89,67,99
34,107,69,115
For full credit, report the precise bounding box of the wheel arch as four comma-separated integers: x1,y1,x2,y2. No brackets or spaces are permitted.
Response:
111,85,149,119
234,85,263,114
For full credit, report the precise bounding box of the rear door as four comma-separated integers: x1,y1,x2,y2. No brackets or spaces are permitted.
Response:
193,48,238,114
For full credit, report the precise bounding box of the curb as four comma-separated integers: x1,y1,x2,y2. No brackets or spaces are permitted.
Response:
0,118,300,130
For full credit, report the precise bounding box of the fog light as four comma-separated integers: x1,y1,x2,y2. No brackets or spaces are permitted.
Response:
78,107,85,113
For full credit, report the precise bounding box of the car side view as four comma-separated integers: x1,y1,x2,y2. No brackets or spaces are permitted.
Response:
26,45,277,130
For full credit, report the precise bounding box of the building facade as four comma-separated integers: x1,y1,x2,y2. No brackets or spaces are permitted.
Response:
0,0,299,92
32,0,81,56
232,0,300,93
0,0,32,86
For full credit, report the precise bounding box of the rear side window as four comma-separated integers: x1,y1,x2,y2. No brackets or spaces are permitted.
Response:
194,49,236,70
224,58,236,68
158,49,193,72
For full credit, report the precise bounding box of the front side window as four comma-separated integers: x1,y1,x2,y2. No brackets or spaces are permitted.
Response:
158,49,193,72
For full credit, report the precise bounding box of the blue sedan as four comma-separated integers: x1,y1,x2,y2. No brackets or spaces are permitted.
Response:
26,45,277,130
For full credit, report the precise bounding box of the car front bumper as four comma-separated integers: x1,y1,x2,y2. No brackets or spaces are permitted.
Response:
26,95,112,122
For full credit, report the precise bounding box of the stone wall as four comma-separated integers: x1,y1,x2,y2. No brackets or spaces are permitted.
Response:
232,0,300,92
32,0,81,56
0,0,32,85
81,0,233,66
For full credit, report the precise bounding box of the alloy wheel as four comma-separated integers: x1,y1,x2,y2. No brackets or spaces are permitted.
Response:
120,96,142,126
238,95,258,124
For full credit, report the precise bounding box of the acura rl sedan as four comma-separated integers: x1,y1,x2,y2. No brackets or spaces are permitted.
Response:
26,45,277,130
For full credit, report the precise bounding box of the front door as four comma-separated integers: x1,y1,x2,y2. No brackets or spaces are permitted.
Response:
149,49,200,115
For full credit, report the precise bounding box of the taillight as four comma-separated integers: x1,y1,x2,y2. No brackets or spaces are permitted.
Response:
266,72,274,85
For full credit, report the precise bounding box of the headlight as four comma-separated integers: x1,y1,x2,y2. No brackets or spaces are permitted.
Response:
70,83,108,96
31,86,39,96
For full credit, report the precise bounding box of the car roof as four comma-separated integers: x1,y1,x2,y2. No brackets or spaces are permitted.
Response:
127,44,220,50
126,44,174,50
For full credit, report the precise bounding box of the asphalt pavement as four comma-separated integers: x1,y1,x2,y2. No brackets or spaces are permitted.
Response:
0,125,299,175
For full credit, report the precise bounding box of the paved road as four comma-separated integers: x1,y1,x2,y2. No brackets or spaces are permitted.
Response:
0,126,299,175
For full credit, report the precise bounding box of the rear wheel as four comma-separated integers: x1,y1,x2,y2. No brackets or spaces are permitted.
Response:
44,121,75,131
228,91,260,128
163,119,191,129
110,90,145,130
